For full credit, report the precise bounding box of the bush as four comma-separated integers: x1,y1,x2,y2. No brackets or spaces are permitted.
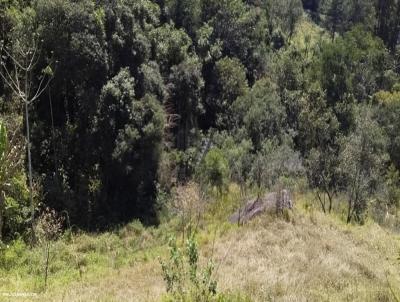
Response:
0,238,27,270
199,148,229,194
160,234,218,302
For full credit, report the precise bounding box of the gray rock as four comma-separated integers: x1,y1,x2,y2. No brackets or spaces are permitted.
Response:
229,190,293,224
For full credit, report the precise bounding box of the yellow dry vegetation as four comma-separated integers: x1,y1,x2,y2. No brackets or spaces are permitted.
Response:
23,192,400,302
211,210,400,301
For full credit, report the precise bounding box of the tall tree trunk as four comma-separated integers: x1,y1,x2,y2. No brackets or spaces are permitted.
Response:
316,192,326,214
44,242,50,291
25,100,34,238
327,190,333,213
347,199,352,223
392,1,400,52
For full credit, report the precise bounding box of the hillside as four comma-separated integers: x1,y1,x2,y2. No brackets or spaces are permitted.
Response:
2,191,400,302
1,0,400,301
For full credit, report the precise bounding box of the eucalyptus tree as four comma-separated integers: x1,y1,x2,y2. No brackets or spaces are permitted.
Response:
374,86,400,170
0,8,54,236
338,105,388,223
299,84,340,213
168,56,204,152
233,78,285,150
206,57,248,130
32,0,109,228
95,68,165,226
266,0,303,40
376,0,400,52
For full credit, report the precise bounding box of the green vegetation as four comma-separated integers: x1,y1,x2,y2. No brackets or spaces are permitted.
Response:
1,0,400,300
0,187,399,301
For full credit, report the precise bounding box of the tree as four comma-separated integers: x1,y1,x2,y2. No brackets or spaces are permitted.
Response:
149,23,192,74
34,207,63,290
0,119,25,241
250,138,303,198
299,84,340,213
200,148,229,194
306,148,338,213
375,86,400,170
266,0,303,40
375,0,400,52
164,0,202,38
103,0,160,74
0,6,54,236
137,61,166,101
251,151,268,199
167,56,204,180
338,105,388,224
316,26,389,133
233,78,286,150
168,56,204,152
216,133,253,195
201,0,270,80
95,68,165,226
301,0,321,12
321,0,376,37
348,0,376,31
31,0,108,228
321,0,347,40
206,57,248,130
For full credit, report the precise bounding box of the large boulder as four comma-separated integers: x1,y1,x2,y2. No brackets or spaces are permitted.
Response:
229,190,293,224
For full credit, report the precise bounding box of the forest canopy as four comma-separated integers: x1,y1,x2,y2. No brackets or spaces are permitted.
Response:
0,0,399,239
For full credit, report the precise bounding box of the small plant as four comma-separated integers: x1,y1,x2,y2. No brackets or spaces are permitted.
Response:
0,238,26,270
200,148,229,195
35,207,63,291
160,234,217,302
171,182,204,242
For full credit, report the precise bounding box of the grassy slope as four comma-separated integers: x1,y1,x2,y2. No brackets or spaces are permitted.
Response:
2,18,400,302
212,202,400,301
2,189,400,302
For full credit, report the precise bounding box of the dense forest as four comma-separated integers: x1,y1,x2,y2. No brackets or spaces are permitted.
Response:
0,0,400,242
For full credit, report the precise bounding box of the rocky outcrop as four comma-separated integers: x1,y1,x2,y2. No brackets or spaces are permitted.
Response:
229,190,293,224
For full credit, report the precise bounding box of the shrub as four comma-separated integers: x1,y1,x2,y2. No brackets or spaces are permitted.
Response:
170,182,204,239
35,208,64,290
0,238,27,270
160,234,218,302
199,148,229,194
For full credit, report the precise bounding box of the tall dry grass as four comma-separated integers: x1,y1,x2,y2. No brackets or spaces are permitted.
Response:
3,191,400,302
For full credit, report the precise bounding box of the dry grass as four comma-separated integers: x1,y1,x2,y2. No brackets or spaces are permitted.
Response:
39,261,164,302
3,192,400,302
208,206,400,302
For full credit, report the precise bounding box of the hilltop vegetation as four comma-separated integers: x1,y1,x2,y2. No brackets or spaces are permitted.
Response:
0,0,400,300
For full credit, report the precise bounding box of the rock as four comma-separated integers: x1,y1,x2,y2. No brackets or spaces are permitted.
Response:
229,190,293,224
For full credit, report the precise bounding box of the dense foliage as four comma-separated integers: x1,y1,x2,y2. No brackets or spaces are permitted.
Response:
0,0,399,238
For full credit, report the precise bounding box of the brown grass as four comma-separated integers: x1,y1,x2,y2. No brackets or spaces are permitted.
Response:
208,207,400,302
39,261,164,302
6,192,400,302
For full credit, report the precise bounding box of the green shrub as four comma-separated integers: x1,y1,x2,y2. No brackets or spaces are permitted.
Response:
160,234,218,302
118,220,145,239
0,238,27,270
200,148,229,194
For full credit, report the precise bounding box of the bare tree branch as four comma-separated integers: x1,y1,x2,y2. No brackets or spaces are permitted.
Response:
29,76,53,104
